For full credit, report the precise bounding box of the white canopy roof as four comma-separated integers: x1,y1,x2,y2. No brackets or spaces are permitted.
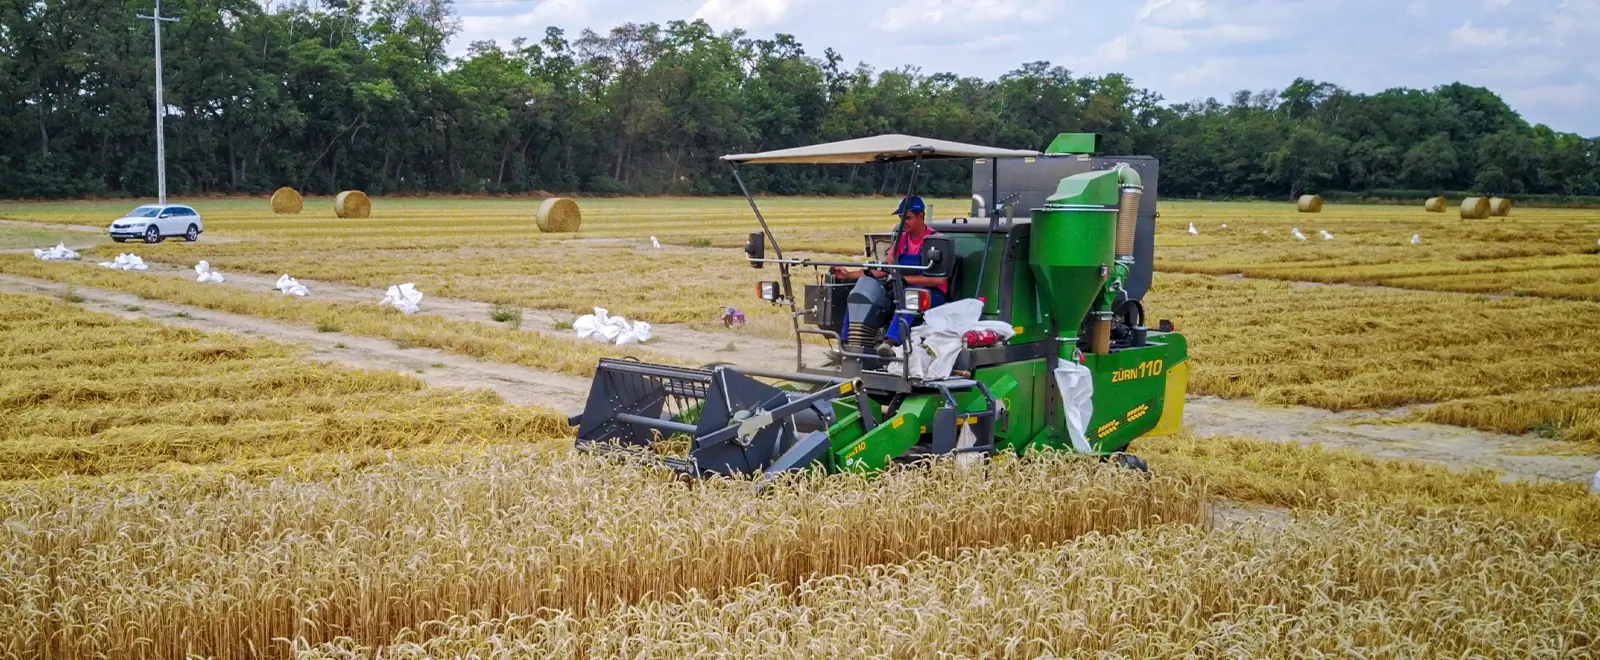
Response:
722,134,1040,164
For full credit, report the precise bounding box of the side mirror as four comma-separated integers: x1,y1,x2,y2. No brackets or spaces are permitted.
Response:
159,212,171,218
919,236,955,278
744,232,765,269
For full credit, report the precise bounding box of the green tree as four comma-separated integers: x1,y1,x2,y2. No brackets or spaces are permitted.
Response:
1401,133,1460,192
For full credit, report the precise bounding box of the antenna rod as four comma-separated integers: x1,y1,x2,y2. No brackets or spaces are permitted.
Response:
137,0,179,204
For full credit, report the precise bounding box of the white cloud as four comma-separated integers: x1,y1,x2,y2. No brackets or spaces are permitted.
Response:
1448,20,1509,49
1092,34,1130,65
1138,0,1209,24
459,0,591,37
694,0,796,31
1504,82,1593,108
1547,0,1600,44
873,0,1056,33
1086,0,1281,63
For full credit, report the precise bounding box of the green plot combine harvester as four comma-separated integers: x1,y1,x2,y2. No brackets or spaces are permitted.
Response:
572,133,1188,479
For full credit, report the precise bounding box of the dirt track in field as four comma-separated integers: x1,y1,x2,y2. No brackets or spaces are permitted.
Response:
0,274,591,413
0,218,108,234
1185,396,1600,484
124,261,826,373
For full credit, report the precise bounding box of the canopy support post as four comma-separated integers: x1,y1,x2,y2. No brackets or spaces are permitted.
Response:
731,163,804,370
887,148,928,382
974,157,1000,317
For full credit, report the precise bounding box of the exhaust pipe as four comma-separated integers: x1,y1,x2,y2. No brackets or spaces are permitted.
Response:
1113,163,1142,260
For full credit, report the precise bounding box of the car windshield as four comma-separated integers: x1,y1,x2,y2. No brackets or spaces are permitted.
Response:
128,206,163,218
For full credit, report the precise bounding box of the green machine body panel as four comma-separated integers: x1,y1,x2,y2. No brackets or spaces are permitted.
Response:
937,231,1051,344
1082,336,1184,453
1045,132,1100,155
1030,170,1120,343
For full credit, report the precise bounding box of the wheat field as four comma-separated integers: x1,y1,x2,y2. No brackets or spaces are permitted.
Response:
2,196,1599,657
4,196,1597,435
0,293,572,479
299,506,1600,658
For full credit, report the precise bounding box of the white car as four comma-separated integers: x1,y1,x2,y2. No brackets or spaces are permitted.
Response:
109,204,204,243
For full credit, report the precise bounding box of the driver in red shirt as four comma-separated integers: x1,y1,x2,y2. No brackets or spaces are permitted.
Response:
831,196,948,353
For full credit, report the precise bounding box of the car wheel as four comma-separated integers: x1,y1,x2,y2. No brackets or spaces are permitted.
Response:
185,224,199,242
144,226,162,244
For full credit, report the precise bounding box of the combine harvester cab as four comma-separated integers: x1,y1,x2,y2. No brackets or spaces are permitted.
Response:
572,133,1188,481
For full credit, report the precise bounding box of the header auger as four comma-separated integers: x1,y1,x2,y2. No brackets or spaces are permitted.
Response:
571,133,1189,481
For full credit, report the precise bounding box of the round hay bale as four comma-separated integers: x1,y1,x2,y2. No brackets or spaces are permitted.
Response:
535,197,582,233
1459,197,1491,219
1296,194,1324,213
1489,197,1512,217
270,186,304,214
1424,196,1447,213
334,190,371,219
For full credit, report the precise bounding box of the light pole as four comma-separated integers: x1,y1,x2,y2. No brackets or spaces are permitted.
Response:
138,0,178,204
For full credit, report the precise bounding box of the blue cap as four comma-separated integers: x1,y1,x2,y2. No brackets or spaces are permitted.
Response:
891,196,926,216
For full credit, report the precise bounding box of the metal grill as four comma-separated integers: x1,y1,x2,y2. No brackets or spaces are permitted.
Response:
577,361,720,449
602,363,710,428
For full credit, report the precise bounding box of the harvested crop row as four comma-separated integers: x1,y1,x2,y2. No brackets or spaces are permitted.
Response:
0,449,1201,658
0,294,567,479
1136,432,1600,540
1151,202,1600,300
119,240,807,340
300,506,1600,658
1146,273,1600,410
1420,388,1600,447
0,256,679,377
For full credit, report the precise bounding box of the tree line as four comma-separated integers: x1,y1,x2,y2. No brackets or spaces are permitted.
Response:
3,0,1597,200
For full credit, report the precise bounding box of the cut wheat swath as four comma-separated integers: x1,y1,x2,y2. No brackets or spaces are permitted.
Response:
270,186,304,214
1424,196,1447,213
1296,194,1323,213
535,197,582,232
1460,197,1492,219
1489,197,1512,217
334,190,372,219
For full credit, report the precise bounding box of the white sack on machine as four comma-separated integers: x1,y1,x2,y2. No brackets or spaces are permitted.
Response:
194,261,225,283
904,299,1015,381
33,243,80,261
275,274,309,297
1052,360,1097,454
573,307,653,345
98,254,148,270
381,283,423,314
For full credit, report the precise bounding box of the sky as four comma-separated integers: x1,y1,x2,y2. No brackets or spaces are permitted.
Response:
452,0,1600,136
